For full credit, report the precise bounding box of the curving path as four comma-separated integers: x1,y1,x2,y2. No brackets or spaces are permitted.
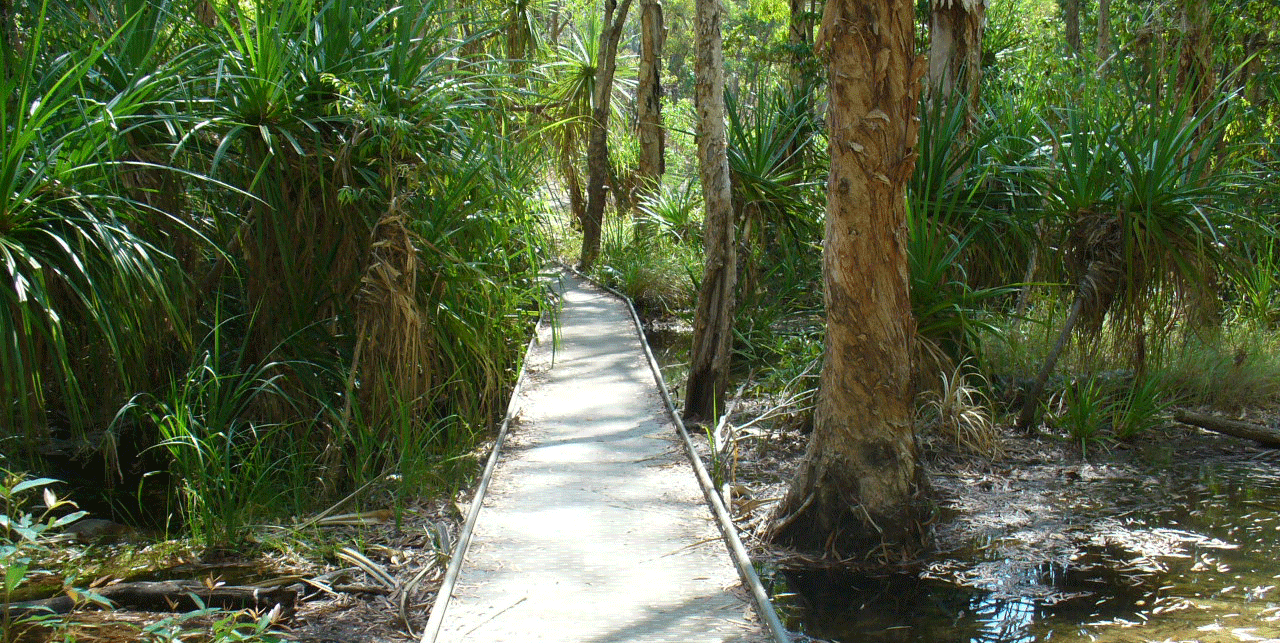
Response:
425,272,772,643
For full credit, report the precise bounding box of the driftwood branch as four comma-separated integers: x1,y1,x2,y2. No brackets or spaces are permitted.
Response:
3,581,299,619
1173,409,1280,448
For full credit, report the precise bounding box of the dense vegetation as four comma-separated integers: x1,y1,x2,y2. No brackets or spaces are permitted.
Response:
1,0,1279,635
1,0,549,543
586,0,1280,455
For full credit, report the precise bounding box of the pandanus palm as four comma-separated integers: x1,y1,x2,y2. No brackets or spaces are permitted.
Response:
1,1,180,438
1016,101,1242,430
723,86,820,303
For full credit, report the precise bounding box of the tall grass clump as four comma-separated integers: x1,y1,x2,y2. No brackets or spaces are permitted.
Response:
595,209,699,315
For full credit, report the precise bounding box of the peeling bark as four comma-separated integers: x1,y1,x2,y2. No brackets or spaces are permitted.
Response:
768,0,925,559
928,0,986,114
683,0,736,425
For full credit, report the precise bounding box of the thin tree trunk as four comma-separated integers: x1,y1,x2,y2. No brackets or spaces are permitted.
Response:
787,0,814,77
1,0,15,79
683,0,737,425
1063,0,1080,56
1243,30,1264,106
635,0,666,218
1177,0,1214,118
928,0,986,115
549,0,562,48
1096,0,1112,68
578,0,634,270
563,161,586,229
768,0,925,559
1016,289,1086,432
785,0,816,170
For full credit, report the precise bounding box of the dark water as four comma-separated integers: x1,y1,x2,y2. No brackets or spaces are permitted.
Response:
769,457,1280,643
643,324,1280,642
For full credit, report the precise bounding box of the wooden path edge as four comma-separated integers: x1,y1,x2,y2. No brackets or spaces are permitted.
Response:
417,296,544,643
419,265,792,643
586,268,792,643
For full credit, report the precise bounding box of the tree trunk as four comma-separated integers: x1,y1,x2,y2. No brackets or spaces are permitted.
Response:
1,0,15,79
578,0,635,270
1177,0,1214,118
563,160,587,230
1174,410,1280,448
928,0,986,115
1096,0,1112,67
1016,288,1086,432
635,0,666,212
1063,0,1080,56
768,0,925,559
1242,30,1264,106
683,0,737,426
549,0,562,48
785,0,816,169
788,0,814,77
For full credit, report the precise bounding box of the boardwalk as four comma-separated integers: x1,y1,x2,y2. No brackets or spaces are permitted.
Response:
426,273,772,643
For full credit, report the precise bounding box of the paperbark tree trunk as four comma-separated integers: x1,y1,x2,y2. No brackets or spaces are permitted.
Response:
1061,0,1081,56
578,0,634,270
683,0,737,425
768,0,926,559
636,0,666,209
928,0,986,114
1096,0,1112,67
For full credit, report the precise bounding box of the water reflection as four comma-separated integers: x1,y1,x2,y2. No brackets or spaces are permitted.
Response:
776,457,1280,642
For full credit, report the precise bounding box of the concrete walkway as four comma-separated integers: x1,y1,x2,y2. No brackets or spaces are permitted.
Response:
430,273,768,643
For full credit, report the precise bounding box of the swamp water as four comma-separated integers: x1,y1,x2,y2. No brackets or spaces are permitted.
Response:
645,324,1280,642
769,455,1280,643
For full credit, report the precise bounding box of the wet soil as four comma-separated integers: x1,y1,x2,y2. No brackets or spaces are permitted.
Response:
720,411,1280,643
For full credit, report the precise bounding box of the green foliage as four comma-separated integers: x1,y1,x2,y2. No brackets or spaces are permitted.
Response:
1,0,548,546
1112,375,1173,441
141,601,286,643
1054,375,1112,456
594,215,699,315
0,0,182,439
122,317,300,545
1159,325,1280,411
1,471,86,632
637,178,703,244
1033,366,1174,453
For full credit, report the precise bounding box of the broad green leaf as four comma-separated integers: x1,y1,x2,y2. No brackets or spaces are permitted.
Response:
5,562,28,593
11,478,59,495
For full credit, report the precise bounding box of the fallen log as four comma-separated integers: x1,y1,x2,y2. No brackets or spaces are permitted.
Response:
2,581,299,619
1173,409,1280,448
